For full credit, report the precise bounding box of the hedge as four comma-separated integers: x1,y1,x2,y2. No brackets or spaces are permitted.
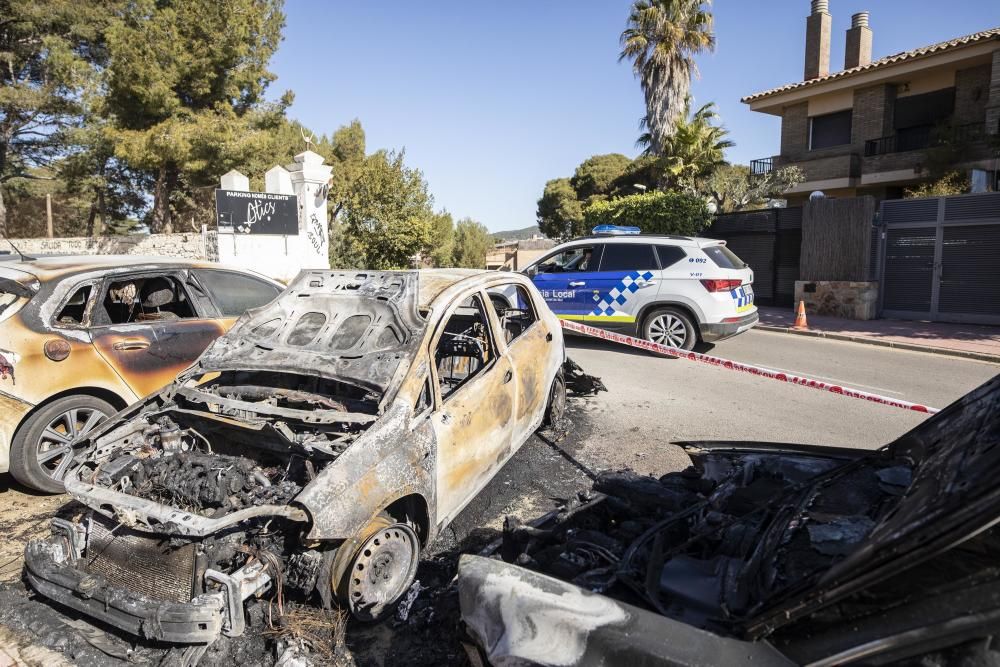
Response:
582,191,711,236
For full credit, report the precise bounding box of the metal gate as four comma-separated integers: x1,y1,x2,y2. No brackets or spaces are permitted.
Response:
877,193,1000,325
703,207,802,307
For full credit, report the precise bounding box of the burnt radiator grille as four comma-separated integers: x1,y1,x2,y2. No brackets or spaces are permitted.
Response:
84,515,196,603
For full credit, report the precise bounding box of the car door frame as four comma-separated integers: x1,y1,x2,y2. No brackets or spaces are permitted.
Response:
587,241,662,332
525,243,605,321
483,281,552,448
426,286,517,527
88,268,229,399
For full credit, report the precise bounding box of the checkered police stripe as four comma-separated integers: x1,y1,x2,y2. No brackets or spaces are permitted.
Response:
591,270,653,317
560,319,940,415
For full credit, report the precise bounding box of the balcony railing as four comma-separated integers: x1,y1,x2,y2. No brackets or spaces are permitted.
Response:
750,157,774,177
864,122,987,157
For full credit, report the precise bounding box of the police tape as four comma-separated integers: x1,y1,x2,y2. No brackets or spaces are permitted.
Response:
560,319,941,414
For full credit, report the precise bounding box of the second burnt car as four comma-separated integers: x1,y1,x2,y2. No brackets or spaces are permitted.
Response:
25,269,566,642
459,375,1000,666
0,255,282,492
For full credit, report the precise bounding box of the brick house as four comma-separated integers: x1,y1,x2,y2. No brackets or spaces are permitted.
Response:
742,1,1000,205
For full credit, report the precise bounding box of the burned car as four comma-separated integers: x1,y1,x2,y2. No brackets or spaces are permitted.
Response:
24,269,566,644
461,374,1000,666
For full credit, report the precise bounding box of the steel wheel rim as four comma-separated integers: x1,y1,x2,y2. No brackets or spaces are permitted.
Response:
348,522,420,620
648,314,687,348
37,407,107,478
550,378,567,421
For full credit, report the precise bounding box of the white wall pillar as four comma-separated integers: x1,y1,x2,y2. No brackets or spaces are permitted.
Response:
220,169,250,191
265,165,294,195
286,150,332,270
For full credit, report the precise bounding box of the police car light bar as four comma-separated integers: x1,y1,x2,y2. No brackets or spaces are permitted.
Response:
592,224,641,236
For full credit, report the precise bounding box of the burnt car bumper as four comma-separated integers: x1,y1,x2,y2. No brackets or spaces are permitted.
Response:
24,537,226,643
700,310,758,342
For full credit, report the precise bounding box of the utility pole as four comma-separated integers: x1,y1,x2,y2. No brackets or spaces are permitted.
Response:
46,194,54,238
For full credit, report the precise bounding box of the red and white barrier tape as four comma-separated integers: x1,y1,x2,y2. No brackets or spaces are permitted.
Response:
561,319,940,414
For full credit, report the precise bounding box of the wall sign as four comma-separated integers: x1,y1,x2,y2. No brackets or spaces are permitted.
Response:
215,189,298,235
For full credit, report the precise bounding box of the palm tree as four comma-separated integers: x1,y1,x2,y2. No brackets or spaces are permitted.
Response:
658,99,734,192
620,0,715,155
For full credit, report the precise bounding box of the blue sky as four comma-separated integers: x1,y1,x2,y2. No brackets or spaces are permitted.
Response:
270,1,996,232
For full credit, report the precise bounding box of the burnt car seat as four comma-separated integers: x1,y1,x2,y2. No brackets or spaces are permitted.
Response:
137,278,181,321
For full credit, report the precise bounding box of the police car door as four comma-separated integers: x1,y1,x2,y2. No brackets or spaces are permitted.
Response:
587,242,659,331
527,244,603,322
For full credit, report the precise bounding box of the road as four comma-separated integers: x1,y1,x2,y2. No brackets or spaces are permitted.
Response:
558,328,998,477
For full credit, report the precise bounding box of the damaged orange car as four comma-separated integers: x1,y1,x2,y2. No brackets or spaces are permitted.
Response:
25,269,566,641
0,256,282,492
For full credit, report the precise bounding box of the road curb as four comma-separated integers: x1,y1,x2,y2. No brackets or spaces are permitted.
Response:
756,325,1000,364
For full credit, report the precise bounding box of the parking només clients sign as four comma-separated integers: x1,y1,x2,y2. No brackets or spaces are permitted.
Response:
215,189,298,235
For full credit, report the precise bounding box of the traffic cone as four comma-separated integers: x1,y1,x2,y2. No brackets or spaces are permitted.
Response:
793,300,808,329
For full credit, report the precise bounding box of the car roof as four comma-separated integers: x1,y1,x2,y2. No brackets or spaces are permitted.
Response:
554,235,724,249
417,268,498,309
3,255,279,284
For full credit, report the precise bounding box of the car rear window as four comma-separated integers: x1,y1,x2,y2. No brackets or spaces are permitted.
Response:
702,245,747,269
599,243,658,272
655,245,687,268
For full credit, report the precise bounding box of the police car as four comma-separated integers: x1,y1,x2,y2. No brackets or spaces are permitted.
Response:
519,225,758,350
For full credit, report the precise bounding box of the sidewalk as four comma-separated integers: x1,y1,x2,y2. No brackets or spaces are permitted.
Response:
756,306,1000,363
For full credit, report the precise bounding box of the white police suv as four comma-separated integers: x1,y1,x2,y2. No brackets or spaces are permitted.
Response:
520,225,758,350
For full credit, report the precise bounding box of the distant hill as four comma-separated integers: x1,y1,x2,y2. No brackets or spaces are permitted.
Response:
491,225,542,242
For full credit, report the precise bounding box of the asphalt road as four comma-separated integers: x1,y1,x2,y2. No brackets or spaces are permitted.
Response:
562,328,999,476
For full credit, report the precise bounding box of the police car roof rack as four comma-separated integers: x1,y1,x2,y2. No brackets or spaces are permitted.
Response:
591,224,641,236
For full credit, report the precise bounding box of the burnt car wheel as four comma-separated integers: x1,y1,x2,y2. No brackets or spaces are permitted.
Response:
340,514,420,622
543,372,566,426
10,395,113,493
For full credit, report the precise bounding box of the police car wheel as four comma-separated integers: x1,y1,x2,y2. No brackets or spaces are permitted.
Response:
642,308,697,352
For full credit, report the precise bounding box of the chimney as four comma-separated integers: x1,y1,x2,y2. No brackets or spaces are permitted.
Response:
844,11,872,69
804,0,832,80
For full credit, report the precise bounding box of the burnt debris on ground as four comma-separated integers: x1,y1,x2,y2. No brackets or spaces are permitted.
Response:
563,358,608,396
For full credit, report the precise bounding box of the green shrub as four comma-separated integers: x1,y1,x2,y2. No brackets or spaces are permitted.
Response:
582,191,711,236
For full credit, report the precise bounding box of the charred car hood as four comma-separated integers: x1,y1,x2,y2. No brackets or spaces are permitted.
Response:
197,271,426,396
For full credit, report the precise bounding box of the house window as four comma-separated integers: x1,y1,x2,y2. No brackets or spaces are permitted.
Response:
810,110,852,150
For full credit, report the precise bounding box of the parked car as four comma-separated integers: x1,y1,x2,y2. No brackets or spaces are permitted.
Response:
459,374,1000,666
521,226,757,350
0,256,283,492
24,269,566,642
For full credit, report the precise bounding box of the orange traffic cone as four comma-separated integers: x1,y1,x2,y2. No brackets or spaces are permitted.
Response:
793,300,808,329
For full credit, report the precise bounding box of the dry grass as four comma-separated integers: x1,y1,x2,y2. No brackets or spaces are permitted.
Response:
264,604,351,665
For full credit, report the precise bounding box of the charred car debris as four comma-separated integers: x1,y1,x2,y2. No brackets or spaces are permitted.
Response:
459,374,1000,667
23,269,573,647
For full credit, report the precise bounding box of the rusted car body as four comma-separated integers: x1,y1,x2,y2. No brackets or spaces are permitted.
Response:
25,269,565,643
459,374,1000,666
0,256,282,492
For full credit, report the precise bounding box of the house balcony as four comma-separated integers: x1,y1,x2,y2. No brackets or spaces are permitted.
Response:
863,122,988,157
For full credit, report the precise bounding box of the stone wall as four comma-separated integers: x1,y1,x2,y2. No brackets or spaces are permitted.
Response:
795,280,878,320
8,232,216,261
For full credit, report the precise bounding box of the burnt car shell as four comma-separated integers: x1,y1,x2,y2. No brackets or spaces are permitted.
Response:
24,269,565,642
461,374,1000,666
